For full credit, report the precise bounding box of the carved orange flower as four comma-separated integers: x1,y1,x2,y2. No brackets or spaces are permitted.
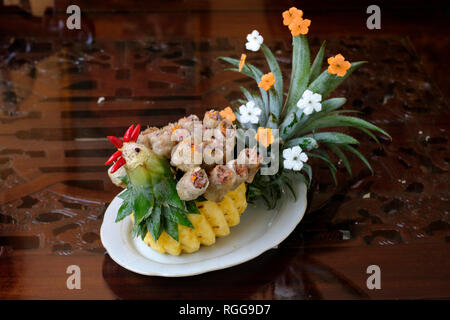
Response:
288,17,311,36
255,127,275,148
327,54,351,77
282,7,303,26
219,106,236,122
258,72,276,91
238,53,247,72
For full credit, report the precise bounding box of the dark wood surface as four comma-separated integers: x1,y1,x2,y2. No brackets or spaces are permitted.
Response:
0,0,449,299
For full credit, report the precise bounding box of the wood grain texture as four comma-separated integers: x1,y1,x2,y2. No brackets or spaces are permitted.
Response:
0,0,449,299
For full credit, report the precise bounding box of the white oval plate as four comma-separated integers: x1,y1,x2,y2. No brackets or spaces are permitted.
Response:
100,182,307,277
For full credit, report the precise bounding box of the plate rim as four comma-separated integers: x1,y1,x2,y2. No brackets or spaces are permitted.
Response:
101,182,307,277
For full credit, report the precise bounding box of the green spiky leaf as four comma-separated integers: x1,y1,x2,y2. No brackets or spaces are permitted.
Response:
147,205,162,241
309,41,326,83
308,61,366,98
116,199,133,222
165,206,194,229
327,144,352,176
303,132,359,145
283,35,310,117
261,43,283,107
163,213,179,241
341,144,373,173
284,137,318,150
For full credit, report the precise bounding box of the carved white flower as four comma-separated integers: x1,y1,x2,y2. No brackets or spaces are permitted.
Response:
245,30,264,52
239,101,261,124
283,146,308,171
297,90,322,115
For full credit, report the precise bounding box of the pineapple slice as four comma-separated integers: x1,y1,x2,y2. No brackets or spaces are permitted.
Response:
188,213,216,246
179,224,200,253
137,183,247,255
227,183,248,215
197,200,230,237
217,195,240,227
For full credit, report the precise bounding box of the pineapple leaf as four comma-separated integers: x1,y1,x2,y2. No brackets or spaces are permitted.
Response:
247,63,269,108
280,175,296,201
219,57,268,107
116,199,133,222
163,213,179,241
147,205,162,241
284,137,318,150
218,57,261,79
166,205,194,229
268,88,281,121
283,35,310,118
118,187,132,200
153,179,184,209
186,200,200,214
281,97,347,140
303,132,359,145
133,190,154,225
261,43,283,107
301,163,313,186
327,144,352,176
132,220,148,240
308,61,366,98
307,151,338,184
341,144,373,173
297,115,391,138
309,40,326,84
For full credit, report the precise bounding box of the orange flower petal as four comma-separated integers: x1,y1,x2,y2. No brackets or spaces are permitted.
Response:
327,54,351,77
238,53,247,72
219,106,236,122
282,7,303,26
255,127,275,147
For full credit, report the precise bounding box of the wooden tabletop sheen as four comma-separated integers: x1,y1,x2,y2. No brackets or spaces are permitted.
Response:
0,0,449,299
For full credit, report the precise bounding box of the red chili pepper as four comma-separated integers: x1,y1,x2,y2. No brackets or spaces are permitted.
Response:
107,136,123,148
130,124,141,142
105,150,122,165
123,125,134,142
110,157,126,173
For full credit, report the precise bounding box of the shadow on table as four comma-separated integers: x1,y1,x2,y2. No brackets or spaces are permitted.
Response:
102,245,369,299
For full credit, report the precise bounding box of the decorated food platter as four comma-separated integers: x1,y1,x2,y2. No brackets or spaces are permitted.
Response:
100,6,389,276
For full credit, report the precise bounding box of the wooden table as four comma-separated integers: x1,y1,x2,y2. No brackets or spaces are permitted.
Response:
0,1,449,299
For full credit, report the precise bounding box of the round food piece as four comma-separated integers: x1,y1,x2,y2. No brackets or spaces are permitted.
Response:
176,167,209,201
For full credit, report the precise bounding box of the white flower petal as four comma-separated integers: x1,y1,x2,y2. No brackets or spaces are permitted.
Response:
299,152,308,162
246,100,255,108
302,89,313,100
256,35,264,44
312,93,322,103
283,148,293,160
313,103,322,112
253,107,262,116
283,159,294,169
249,114,259,124
292,161,304,171
251,30,259,37
303,105,313,115
291,146,302,156
239,105,248,114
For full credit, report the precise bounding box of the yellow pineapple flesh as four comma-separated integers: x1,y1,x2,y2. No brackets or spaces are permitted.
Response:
137,183,247,255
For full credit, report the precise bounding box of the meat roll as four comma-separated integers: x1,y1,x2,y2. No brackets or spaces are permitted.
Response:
143,124,177,158
203,165,236,202
237,148,262,183
202,140,225,168
227,160,249,190
203,109,223,129
170,140,203,172
176,167,209,201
